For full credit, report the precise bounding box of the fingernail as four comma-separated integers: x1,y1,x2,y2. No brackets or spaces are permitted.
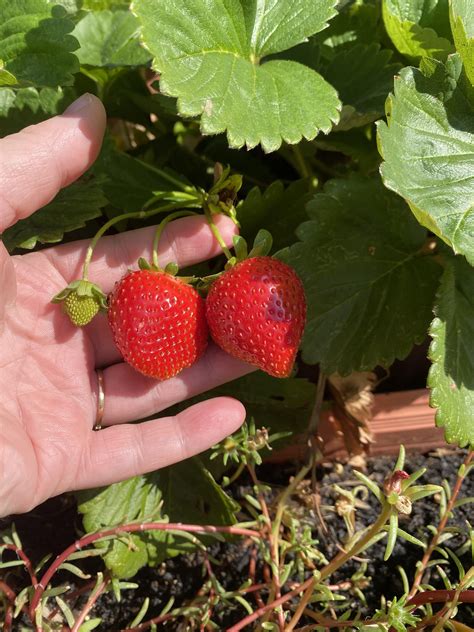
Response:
64,93,93,115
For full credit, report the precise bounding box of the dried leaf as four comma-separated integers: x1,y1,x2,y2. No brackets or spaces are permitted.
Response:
328,372,377,456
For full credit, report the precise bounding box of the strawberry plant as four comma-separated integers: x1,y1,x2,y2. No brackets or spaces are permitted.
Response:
1,0,474,628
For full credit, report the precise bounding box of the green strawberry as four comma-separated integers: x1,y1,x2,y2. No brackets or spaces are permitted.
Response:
52,280,108,327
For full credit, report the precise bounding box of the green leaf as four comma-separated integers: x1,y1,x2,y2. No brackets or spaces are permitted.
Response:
78,458,238,578
78,619,102,632
78,473,167,578
382,0,454,61
0,86,73,137
220,373,315,437
93,139,189,211
314,128,380,175
323,43,401,130
73,10,151,67
384,512,399,560
316,0,383,59
450,0,474,85
378,55,474,265
48,0,82,14
0,61,17,86
428,255,474,448
281,175,441,374
1,177,107,251
237,179,315,252
155,458,239,558
82,0,128,8
133,0,341,152
0,0,80,88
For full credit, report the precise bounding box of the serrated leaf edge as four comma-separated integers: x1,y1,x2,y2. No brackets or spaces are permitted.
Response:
427,264,474,449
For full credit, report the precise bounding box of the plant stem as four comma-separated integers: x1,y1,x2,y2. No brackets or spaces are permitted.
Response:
204,207,232,260
30,522,261,617
408,450,473,599
2,544,37,588
306,371,327,441
307,371,328,533
228,576,315,632
292,144,311,179
71,575,110,632
306,370,326,479
141,160,195,193
223,462,246,487
285,496,392,632
0,580,16,603
285,577,315,631
258,463,312,628
248,546,266,609
81,200,199,280
247,464,285,630
319,504,392,581
409,588,474,607
151,210,198,268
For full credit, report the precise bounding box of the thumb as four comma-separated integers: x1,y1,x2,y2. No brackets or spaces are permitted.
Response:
0,93,106,233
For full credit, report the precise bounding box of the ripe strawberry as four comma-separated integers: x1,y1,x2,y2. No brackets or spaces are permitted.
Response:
108,270,208,380
206,257,306,377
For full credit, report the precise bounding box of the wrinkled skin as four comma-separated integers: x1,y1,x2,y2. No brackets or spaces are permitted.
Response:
0,95,250,517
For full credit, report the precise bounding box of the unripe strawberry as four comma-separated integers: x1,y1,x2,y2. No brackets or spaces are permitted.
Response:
64,293,100,327
108,269,208,380
206,257,306,377
52,280,107,327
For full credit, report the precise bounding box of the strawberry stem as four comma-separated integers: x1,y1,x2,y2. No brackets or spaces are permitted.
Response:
204,207,233,260
151,210,199,269
81,200,199,280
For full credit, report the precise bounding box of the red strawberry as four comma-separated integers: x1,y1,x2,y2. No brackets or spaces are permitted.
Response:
206,257,306,377
108,270,208,380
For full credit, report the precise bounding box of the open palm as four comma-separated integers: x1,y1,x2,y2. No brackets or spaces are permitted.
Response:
0,95,250,517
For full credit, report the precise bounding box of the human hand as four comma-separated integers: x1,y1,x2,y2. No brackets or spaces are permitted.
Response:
0,94,250,517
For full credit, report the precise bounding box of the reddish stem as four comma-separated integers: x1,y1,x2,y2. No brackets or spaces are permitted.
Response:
387,590,474,632
30,522,260,617
121,611,177,631
247,465,284,630
0,580,15,632
123,582,271,632
71,575,110,632
45,578,98,623
2,602,12,632
249,546,265,608
408,450,473,598
228,576,314,632
0,581,16,603
408,589,474,607
201,554,216,631
2,544,38,587
0,579,32,627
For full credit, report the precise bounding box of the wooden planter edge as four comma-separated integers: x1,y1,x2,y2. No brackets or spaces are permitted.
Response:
268,388,447,463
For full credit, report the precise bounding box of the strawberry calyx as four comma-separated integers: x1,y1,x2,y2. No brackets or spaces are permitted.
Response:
52,280,108,327
197,229,275,294
137,257,196,285
204,163,242,225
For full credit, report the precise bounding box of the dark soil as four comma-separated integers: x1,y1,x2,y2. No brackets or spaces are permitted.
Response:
3,448,473,630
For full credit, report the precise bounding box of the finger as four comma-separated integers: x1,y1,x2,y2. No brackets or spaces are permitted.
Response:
47,213,237,298
96,344,253,425
0,94,106,233
75,397,246,489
